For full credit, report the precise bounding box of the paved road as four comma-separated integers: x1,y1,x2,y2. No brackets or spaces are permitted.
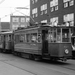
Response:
0,53,75,75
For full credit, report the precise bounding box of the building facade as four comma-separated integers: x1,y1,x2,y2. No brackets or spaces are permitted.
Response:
10,15,30,30
0,22,11,32
30,0,75,26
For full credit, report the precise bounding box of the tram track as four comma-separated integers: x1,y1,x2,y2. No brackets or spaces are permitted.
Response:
56,61,75,71
0,54,75,75
1,60,37,75
61,66,75,71
1,59,75,75
1,60,69,75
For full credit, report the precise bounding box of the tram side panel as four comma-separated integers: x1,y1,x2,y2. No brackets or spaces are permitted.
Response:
13,29,43,56
14,42,42,56
0,32,14,53
4,34,14,53
48,43,72,60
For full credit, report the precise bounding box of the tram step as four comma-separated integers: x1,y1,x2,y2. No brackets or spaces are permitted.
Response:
44,53,49,55
43,53,50,58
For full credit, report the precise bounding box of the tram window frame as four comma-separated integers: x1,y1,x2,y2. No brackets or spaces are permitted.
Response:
15,34,25,43
31,33,38,43
38,35,42,43
38,31,42,43
62,28,70,43
48,28,57,43
0,35,3,43
26,34,31,43
19,34,25,43
53,29,57,42
15,35,20,43
57,28,61,43
5,35,9,42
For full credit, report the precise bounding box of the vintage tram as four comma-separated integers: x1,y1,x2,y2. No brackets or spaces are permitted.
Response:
13,24,72,61
0,31,14,53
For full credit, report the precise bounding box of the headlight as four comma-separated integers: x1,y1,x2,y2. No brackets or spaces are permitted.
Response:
65,49,69,54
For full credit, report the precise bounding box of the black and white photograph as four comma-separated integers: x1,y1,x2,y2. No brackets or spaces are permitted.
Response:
0,0,75,75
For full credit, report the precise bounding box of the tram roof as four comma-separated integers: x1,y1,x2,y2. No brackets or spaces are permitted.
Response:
0,31,13,35
14,24,75,32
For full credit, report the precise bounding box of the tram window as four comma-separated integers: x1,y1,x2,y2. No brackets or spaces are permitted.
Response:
48,29,56,43
57,29,61,43
49,32,53,42
26,34,31,42
62,29,69,42
7,35,11,41
5,35,8,42
38,34,42,43
0,36,3,42
20,34,25,42
31,33,37,43
54,30,56,42
15,35,20,43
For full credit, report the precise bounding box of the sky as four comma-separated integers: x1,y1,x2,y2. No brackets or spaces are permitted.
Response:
0,0,30,22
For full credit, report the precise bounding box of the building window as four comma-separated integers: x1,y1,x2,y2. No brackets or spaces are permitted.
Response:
63,0,74,8
12,17,19,22
31,0,38,4
63,13,74,26
12,24,19,30
40,4,47,15
50,0,58,12
51,7,54,12
55,6,58,11
26,18,30,22
69,0,74,6
21,18,25,22
41,20,47,23
20,24,25,27
32,0,34,4
64,2,68,8
32,8,38,18
35,0,38,3
50,17,58,26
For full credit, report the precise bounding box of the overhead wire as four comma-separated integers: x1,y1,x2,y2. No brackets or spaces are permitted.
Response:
0,5,30,20
0,0,5,4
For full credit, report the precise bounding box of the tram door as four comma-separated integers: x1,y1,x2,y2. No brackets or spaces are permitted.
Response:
42,30,48,55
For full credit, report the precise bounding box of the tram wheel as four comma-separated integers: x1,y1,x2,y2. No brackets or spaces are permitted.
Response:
29,54,35,60
3,49,6,53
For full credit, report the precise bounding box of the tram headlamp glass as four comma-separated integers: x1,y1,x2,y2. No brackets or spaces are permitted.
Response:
65,49,69,54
